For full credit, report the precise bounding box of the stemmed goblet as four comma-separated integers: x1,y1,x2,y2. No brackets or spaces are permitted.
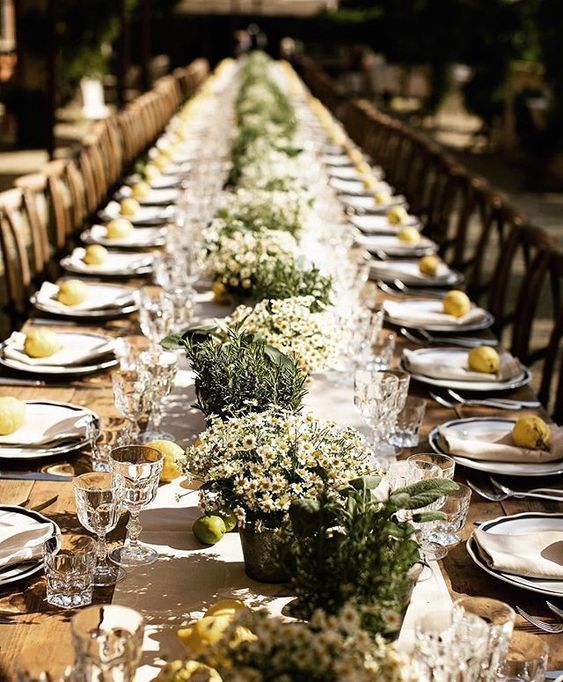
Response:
353,369,399,460
73,473,123,586
109,445,163,568
112,369,149,441
138,349,178,441
139,287,174,349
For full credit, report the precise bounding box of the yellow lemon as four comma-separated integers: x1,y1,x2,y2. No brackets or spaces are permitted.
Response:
356,161,371,175
144,164,161,183
397,226,420,244
131,181,151,201
145,439,184,483
418,255,441,277
83,244,108,265
56,279,89,306
205,599,245,618
512,416,552,451
388,206,409,226
154,659,221,681
153,155,170,172
362,176,378,191
467,346,500,374
24,329,61,358
120,198,140,217
443,290,471,318
106,219,134,240
178,615,254,656
193,515,226,546
0,396,26,435
374,192,391,206
348,148,363,164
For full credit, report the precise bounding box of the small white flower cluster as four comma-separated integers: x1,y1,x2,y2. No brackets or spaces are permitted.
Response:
192,604,417,681
205,225,298,291
221,187,308,235
184,409,372,530
226,296,338,373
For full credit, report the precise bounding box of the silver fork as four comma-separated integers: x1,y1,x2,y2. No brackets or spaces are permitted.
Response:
429,392,463,419
515,606,563,633
467,479,563,503
400,327,497,350
433,391,519,412
546,601,563,620
447,389,540,410
490,477,563,501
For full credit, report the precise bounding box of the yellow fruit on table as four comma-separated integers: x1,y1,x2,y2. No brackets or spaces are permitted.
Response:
56,279,89,306
512,416,552,451
144,164,161,183
145,439,184,483
120,198,140,217
106,219,134,240
397,226,420,244
348,148,363,164
83,244,108,265
177,614,254,656
193,515,226,545
24,329,61,358
443,290,471,318
0,396,26,435
205,599,245,618
154,659,221,681
153,155,169,172
374,192,391,206
418,255,441,277
131,181,151,200
388,206,409,226
467,346,500,374
356,161,371,175
362,176,378,191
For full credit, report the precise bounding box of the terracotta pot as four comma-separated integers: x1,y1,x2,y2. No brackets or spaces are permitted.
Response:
239,527,289,583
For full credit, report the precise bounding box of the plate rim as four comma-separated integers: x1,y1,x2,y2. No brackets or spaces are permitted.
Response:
386,309,494,333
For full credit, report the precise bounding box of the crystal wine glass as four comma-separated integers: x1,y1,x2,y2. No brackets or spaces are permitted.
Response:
109,445,163,567
73,473,123,586
139,287,174,349
112,369,149,440
353,369,399,457
138,349,178,441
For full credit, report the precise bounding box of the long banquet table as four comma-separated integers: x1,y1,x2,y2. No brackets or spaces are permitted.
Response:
0,58,561,680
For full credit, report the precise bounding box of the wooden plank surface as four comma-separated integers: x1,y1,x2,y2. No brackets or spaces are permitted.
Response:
0,286,561,679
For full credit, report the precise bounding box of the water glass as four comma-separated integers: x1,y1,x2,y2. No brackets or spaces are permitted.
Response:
362,330,396,370
139,287,174,347
388,396,426,447
138,349,178,440
408,452,456,479
43,535,96,609
428,482,472,547
153,251,188,290
109,445,163,568
496,631,548,681
72,605,144,681
112,369,149,440
453,597,515,681
354,369,399,452
73,473,123,587
163,285,196,334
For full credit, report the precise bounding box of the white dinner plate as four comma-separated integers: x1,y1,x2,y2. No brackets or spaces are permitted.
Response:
356,234,437,258
369,259,462,287
99,201,175,226
330,177,392,196
342,194,407,215
350,214,421,235
61,248,153,277
384,298,494,332
328,165,384,181
429,417,563,476
401,348,531,392
31,282,138,319
467,513,563,597
114,186,179,206
81,225,167,249
0,400,98,460
0,505,61,586
124,173,183,189
322,154,358,167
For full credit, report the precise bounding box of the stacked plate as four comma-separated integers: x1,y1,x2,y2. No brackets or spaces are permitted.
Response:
468,513,563,597
350,213,421,235
99,201,175,227
330,177,393,196
81,224,167,249
401,347,531,392
369,259,462,287
0,505,60,586
383,298,493,332
124,172,184,190
61,248,153,277
1,331,118,376
0,400,98,460
31,281,138,319
114,185,180,206
356,234,436,258
327,165,384,182
341,194,407,215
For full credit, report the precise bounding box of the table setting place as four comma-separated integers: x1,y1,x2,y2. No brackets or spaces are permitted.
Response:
1,54,563,682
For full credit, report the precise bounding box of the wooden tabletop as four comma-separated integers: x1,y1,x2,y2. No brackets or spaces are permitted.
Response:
0,282,561,680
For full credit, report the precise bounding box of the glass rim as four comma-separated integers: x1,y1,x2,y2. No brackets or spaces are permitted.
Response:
109,444,163,465
71,603,145,638
44,533,95,555
72,471,113,491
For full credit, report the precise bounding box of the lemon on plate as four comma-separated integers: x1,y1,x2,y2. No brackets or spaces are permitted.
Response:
467,346,500,374
418,255,441,277
83,244,108,265
397,226,420,244
106,219,134,240
120,198,140,217
0,396,26,435
512,416,552,451
24,329,61,358
56,279,89,306
388,206,409,226
443,290,471,318
374,192,391,206
131,181,151,201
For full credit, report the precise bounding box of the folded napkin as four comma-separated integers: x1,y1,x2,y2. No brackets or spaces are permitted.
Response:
343,195,405,213
102,201,174,225
384,299,488,326
118,187,179,205
439,424,563,463
4,331,116,367
474,528,563,579
0,403,91,446
0,519,54,569
403,348,522,382
356,234,433,254
89,224,166,246
350,214,419,235
330,178,392,196
371,260,452,284
36,282,133,312
67,248,152,273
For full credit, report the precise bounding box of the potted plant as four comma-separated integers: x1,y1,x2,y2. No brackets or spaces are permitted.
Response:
183,409,373,582
284,475,457,638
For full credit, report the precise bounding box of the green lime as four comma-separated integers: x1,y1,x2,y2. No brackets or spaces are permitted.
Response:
193,515,226,545
218,508,237,532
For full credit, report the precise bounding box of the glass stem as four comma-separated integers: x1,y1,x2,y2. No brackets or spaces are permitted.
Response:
126,510,142,551
96,532,108,567
151,402,163,431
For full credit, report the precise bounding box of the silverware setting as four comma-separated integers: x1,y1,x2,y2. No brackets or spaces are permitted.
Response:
400,326,498,349
19,494,59,512
446,389,539,410
516,605,563,634
430,392,463,419
466,478,563,503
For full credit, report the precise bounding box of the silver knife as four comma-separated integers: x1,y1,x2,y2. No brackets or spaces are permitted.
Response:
545,672,563,680
0,471,73,482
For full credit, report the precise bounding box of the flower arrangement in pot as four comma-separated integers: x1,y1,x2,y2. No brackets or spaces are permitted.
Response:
183,409,373,582
283,475,458,638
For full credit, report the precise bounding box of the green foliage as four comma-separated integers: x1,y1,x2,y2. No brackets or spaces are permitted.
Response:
253,258,333,311
163,324,307,421
285,475,457,636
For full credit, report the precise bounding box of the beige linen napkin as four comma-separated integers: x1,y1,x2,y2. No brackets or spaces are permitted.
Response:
68,248,152,273
0,403,90,446
0,521,54,568
474,528,563,579
438,425,563,463
89,224,166,245
370,260,451,284
36,282,133,312
5,331,116,367
384,299,487,326
403,348,522,382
